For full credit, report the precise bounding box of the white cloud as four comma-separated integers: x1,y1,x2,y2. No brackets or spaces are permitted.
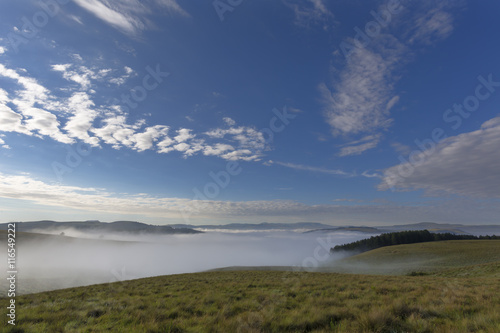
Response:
0,104,28,135
321,39,405,137
203,143,233,157
0,135,10,149
129,125,169,151
391,142,411,155
52,64,71,72
0,46,6,54
205,125,266,151
0,64,73,143
52,64,111,90
269,161,352,176
92,116,134,149
285,0,334,28
64,92,100,146
20,104,72,144
74,0,141,34
69,15,84,25
0,63,275,162
223,117,236,126
409,5,455,45
380,115,500,197
0,88,8,103
109,66,136,85
73,0,189,35
174,128,195,142
338,134,381,157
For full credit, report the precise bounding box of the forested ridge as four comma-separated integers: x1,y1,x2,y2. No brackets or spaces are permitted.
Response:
330,230,500,254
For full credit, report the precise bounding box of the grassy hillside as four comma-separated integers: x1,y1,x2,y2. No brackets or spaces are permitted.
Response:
326,240,500,276
1,240,499,332
2,270,499,332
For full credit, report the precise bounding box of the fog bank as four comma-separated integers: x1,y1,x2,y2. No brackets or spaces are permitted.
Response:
1,230,372,294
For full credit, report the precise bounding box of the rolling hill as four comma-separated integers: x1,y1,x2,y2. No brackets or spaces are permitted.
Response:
325,240,500,276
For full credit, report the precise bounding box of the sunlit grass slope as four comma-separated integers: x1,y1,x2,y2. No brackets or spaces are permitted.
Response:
2,270,500,332
2,240,500,332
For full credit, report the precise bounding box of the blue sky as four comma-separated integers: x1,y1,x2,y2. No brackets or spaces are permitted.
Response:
0,0,499,225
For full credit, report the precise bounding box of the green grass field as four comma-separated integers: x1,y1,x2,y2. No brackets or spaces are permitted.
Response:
1,240,499,332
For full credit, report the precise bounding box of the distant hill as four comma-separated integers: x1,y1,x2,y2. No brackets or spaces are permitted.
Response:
3,220,498,235
304,226,381,234
0,220,202,235
196,221,499,235
170,222,335,231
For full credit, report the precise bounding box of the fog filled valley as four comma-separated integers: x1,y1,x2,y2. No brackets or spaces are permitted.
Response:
2,221,500,295
0,226,373,294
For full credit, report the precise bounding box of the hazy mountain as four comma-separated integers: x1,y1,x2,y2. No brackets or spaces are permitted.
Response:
304,226,382,234
170,222,335,231
2,220,498,237
199,222,500,235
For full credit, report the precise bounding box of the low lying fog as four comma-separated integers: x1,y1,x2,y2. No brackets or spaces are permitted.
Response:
1,229,372,294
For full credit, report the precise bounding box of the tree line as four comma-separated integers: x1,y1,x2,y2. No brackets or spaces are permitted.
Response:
330,230,500,254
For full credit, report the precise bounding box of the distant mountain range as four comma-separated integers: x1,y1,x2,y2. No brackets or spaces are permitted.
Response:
170,222,334,231
181,221,500,236
1,220,498,236
0,220,201,235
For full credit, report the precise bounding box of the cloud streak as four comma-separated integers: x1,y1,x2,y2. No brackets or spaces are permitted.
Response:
269,161,352,176
285,0,334,28
73,0,189,35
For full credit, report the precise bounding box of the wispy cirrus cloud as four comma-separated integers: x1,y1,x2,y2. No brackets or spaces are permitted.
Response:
284,0,334,28
406,2,457,45
322,1,462,156
73,0,189,35
338,134,382,157
268,160,352,176
321,35,405,139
